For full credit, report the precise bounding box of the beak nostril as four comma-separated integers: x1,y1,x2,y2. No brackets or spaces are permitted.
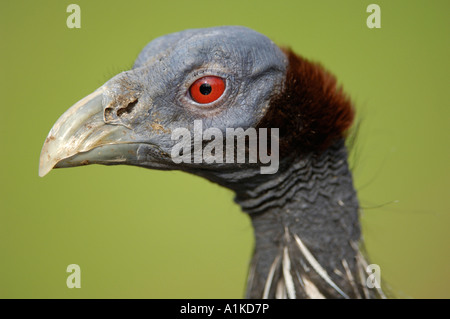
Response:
104,107,114,122
103,96,139,125
117,99,138,118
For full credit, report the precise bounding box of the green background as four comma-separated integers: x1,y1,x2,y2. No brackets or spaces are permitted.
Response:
1,0,449,298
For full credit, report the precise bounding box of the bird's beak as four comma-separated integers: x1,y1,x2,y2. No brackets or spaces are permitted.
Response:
39,87,141,177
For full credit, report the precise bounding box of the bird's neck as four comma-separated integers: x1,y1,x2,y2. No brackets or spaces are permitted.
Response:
226,140,382,298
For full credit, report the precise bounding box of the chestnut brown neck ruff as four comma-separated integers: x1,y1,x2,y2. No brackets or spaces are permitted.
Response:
236,49,385,299
257,48,354,157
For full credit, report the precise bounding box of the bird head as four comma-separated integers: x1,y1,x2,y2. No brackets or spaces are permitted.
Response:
39,26,288,179
39,26,353,187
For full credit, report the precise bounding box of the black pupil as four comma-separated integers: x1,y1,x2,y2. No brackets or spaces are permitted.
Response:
199,83,212,95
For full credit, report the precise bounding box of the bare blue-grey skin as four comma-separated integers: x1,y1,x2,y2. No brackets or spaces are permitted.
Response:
39,26,286,177
40,26,386,299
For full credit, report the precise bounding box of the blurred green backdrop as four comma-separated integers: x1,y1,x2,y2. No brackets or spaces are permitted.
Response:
0,0,449,298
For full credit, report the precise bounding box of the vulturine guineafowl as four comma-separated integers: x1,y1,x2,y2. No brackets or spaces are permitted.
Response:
39,26,386,299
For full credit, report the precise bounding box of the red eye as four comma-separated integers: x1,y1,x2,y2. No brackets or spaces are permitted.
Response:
189,76,225,104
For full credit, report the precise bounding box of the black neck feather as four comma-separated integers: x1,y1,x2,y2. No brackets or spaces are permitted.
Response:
228,140,382,298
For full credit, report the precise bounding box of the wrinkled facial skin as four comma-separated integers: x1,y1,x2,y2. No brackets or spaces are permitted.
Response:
107,27,288,166
39,26,287,177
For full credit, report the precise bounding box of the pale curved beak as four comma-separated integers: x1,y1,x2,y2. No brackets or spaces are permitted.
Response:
39,87,140,177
